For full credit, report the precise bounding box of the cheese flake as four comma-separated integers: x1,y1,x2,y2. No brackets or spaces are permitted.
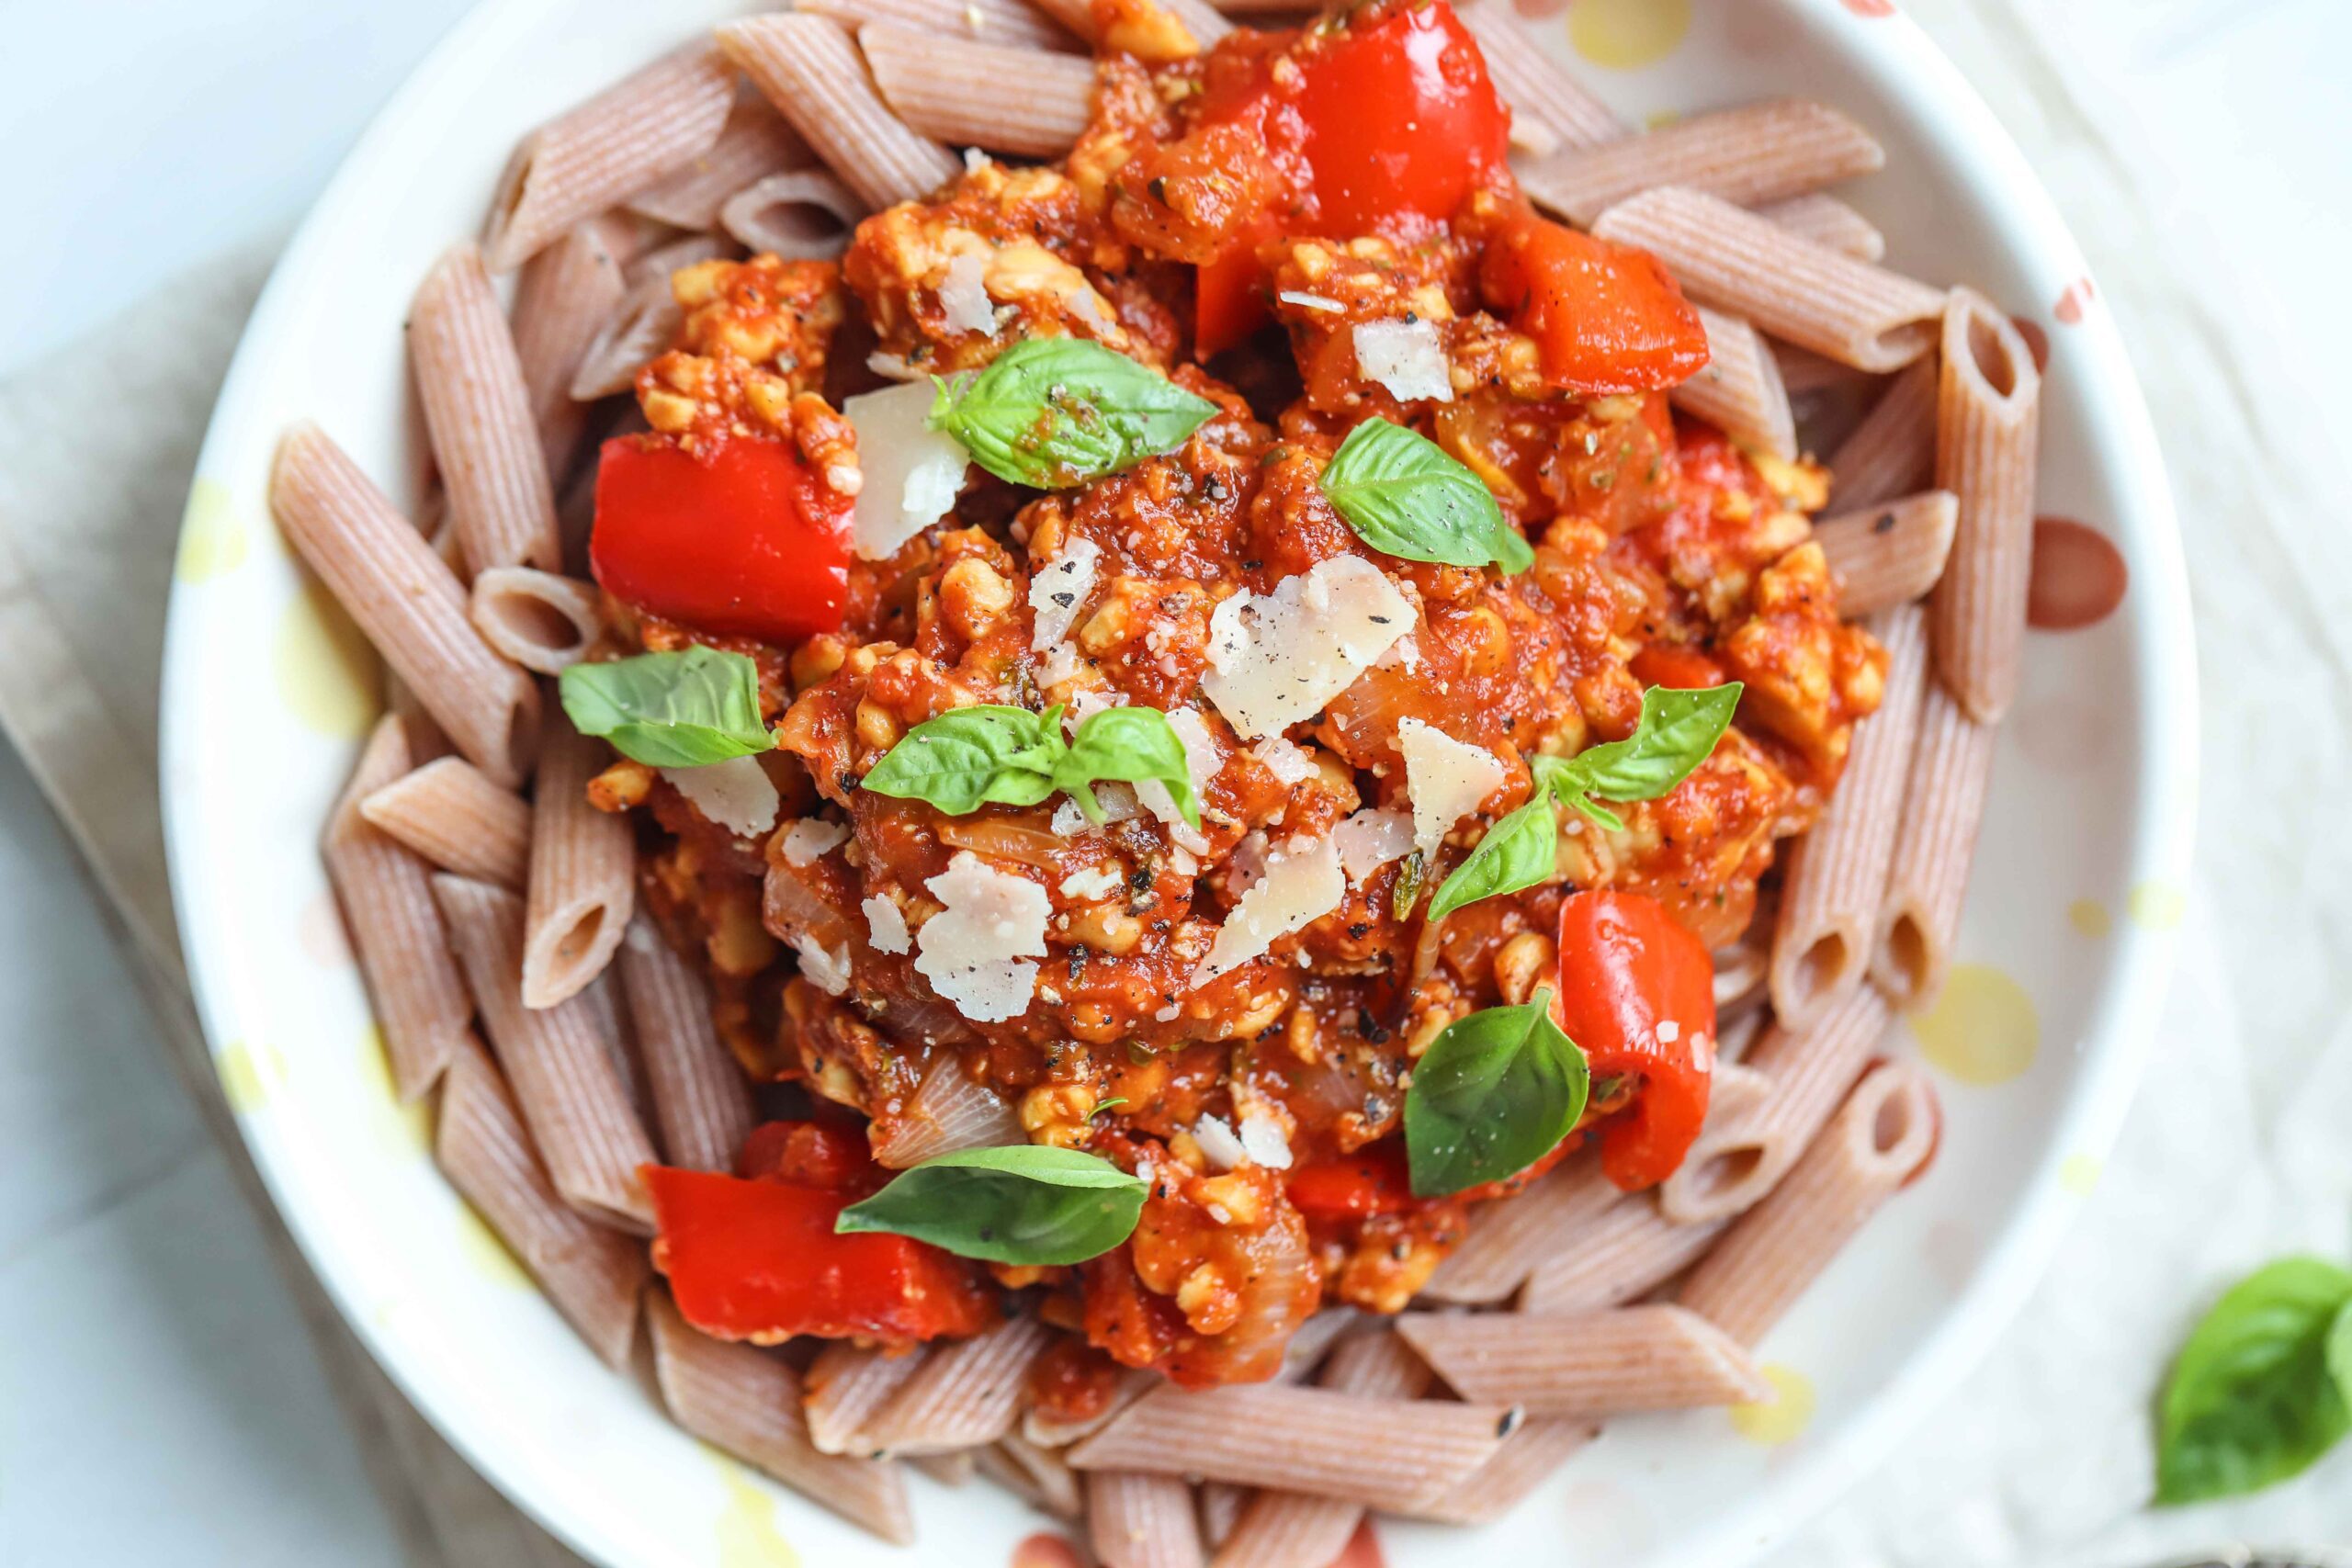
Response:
937,250,997,335
1193,1113,1247,1170
914,851,1049,1022
1192,836,1345,988
791,932,853,996
661,756,781,840
1252,736,1317,786
1029,536,1102,653
779,817,850,866
1237,1109,1294,1169
862,895,910,955
1351,319,1453,404
842,380,968,561
1396,717,1507,859
1333,807,1415,883
1202,557,1411,739
1058,864,1122,900
1136,706,1217,854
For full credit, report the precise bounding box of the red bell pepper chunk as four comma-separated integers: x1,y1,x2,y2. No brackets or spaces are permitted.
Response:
590,433,853,645
1480,212,1713,396
1549,890,1718,1191
1285,1141,1417,1219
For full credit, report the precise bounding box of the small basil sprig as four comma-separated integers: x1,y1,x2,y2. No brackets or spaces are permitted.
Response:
930,338,1217,489
1318,417,1532,575
2154,1257,2352,1505
861,703,1200,828
558,647,770,767
1403,989,1589,1197
835,1145,1148,1266
1426,796,1555,923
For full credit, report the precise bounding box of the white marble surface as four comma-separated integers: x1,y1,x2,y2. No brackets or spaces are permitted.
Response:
1,1,2348,1564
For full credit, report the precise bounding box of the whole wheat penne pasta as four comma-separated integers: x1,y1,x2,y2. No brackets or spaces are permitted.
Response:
523,719,636,1009
1198,1483,1246,1550
1069,1385,1509,1511
1091,1471,1205,1568
1518,1197,1728,1316
1521,100,1882,229
435,1033,650,1366
1023,1367,1156,1449
270,425,540,787
1592,187,1945,373
1671,309,1796,461
1713,939,1768,1017
325,717,472,1099
1678,1059,1938,1345
1658,1061,1768,1224
484,44,737,270
1815,491,1958,617
1396,1304,1768,1417
1274,1308,1360,1382
616,916,757,1172
646,1291,915,1543
627,92,813,231
911,1450,978,1485
860,1313,1053,1455
1419,1152,1618,1305
873,1054,1024,1167
802,0,1081,52
1928,288,2041,723
1459,4,1622,152
806,1341,933,1455
629,231,737,289
469,567,605,675
1872,679,1998,1009
508,223,627,482
1658,987,1892,1224
1398,1416,1600,1526
434,874,656,1229
989,1433,1084,1517
1029,0,1231,48
1770,339,1868,396
718,16,961,211
571,273,684,401
580,966,652,1131
1756,192,1885,263
719,170,868,262
1715,1008,1766,1066
359,754,532,890
1827,355,1939,510
860,25,1097,158
1768,604,1929,1028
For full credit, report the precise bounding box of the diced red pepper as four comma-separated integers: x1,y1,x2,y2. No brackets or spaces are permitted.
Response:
1630,643,1729,692
1549,891,1718,1191
736,1119,870,1191
1479,211,1712,396
1284,1141,1417,1219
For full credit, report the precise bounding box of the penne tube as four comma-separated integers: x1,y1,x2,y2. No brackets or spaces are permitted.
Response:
718,16,961,211
859,1313,1053,1455
1028,0,1231,48
1069,1385,1509,1511
1398,1416,1599,1527
1518,1196,1728,1317
508,223,628,484
646,1291,915,1543
1770,339,1868,396
626,91,813,231
1198,1483,1246,1550
1419,1152,1618,1305
986,1433,1085,1517
910,1450,978,1485
1827,355,1939,511
1023,1366,1156,1449
1592,186,1946,373
359,754,533,891
1814,491,1959,618
1090,1471,1205,1568
1872,679,1998,1010
1756,192,1885,263
435,1033,650,1367
434,874,657,1230
483,44,737,270
570,272,684,401
805,1341,933,1455
1713,939,1769,1019
1520,99,1883,229
860,25,1097,158
1671,309,1796,461
1768,604,1929,1029
469,567,605,675
1460,5,1622,152
1678,1059,1939,1345
800,0,1082,53
522,717,636,1009
270,424,540,787
617,916,758,1173
325,716,473,1100
1928,288,2042,724
871,1053,1023,1168
719,170,868,262
1395,1303,1769,1417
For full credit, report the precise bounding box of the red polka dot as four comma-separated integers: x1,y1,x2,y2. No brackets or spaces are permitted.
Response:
2028,517,2128,630
1842,0,1898,14
2053,277,2096,324
2011,316,2050,373
1010,1533,1086,1568
1325,1518,1388,1568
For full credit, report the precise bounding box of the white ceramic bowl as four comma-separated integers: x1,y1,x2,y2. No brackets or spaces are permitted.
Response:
160,1,2197,1563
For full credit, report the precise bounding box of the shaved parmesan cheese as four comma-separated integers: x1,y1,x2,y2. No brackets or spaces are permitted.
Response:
1029,536,1102,652
1193,836,1345,988
937,251,997,335
862,895,910,955
1193,1113,1246,1170
1351,319,1453,403
661,756,781,840
1238,1109,1294,1169
1333,807,1415,882
1203,557,1411,739
1136,706,1217,854
1374,631,1424,671
1036,640,1084,688
1252,736,1317,785
791,932,853,996
1059,864,1122,900
843,381,968,561
914,852,1049,1021
779,818,849,866
866,350,921,382
1396,717,1506,859
1049,798,1089,837
1277,290,1343,313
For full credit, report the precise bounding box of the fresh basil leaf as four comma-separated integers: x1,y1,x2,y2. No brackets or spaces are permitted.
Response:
1055,705,1200,828
1427,796,1556,922
1404,989,1589,1198
2154,1256,2352,1506
834,1144,1148,1266
1541,683,1743,816
1318,417,1532,574
1530,753,1626,832
929,338,1217,489
558,647,771,767
860,705,1067,815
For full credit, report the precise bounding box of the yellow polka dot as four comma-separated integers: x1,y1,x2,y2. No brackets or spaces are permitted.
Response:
357,1023,432,1158
2059,1154,2102,1195
216,1040,284,1113
1568,0,1692,70
1730,1364,1815,1445
455,1202,533,1290
2125,881,2186,932
175,479,249,583
2066,898,2110,939
275,578,382,738
1643,108,1683,130
1908,964,2040,1087
712,1454,800,1568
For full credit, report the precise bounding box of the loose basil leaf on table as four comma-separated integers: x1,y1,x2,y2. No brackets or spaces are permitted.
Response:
1403,989,1589,1198
1426,795,1557,923
930,338,1218,489
558,646,772,767
1318,417,1533,575
2153,1255,2352,1505
835,1145,1149,1266
858,705,1068,814
1054,705,1201,828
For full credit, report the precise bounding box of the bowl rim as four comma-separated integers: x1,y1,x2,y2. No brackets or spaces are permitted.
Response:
157,1,2200,1562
